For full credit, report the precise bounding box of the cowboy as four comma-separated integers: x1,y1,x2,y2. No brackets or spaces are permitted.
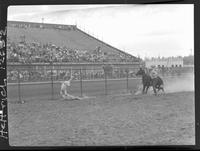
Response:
60,75,81,100
150,66,164,92
150,66,158,79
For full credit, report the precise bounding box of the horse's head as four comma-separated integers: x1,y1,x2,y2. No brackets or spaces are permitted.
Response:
136,68,145,76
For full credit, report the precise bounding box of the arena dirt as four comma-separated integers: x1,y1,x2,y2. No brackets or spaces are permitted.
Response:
8,91,194,146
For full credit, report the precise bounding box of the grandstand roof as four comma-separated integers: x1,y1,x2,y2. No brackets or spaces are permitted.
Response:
7,21,138,60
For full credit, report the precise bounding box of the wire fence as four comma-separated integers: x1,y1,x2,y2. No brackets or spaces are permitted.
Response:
7,64,194,103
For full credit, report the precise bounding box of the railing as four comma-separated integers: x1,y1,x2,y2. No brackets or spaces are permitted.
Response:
7,64,194,103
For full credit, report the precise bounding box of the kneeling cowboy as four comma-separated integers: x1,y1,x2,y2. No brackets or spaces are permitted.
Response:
60,75,81,100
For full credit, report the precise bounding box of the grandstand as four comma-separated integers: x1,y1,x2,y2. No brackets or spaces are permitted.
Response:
7,21,139,63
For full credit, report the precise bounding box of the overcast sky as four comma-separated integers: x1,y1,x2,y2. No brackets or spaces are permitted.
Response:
8,4,194,59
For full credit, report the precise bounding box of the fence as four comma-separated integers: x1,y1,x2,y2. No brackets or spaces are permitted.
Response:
7,64,194,103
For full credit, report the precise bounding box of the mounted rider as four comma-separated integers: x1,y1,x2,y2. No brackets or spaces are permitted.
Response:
149,66,164,91
149,65,158,79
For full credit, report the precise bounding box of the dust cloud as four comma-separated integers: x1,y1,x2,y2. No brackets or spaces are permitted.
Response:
164,74,194,93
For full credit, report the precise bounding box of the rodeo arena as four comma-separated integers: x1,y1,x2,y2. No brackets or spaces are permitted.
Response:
7,21,195,146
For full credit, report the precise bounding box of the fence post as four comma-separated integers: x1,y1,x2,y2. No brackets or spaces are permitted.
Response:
50,62,54,100
80,68,83,97
56,68,59,81
126,69,129,93
17,69,22,103
104,70,108,95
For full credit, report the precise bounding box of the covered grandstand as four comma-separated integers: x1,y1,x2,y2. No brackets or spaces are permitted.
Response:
7,21,140,65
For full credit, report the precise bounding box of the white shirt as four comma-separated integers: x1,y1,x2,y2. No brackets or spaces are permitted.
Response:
150,68,158,79
60,80,71,95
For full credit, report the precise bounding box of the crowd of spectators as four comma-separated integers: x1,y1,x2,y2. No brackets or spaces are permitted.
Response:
7,40,138,64
6,36,139,83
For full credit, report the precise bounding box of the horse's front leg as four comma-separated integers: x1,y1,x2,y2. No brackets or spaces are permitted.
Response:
142,84,146,94
145,85,150,94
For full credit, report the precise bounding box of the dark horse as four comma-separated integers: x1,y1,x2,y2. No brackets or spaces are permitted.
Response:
136,68,164,95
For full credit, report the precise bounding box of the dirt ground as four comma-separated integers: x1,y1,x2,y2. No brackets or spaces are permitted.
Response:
8,91,195,146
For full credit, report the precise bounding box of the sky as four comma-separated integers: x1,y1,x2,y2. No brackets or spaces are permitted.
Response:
8,4,194,59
